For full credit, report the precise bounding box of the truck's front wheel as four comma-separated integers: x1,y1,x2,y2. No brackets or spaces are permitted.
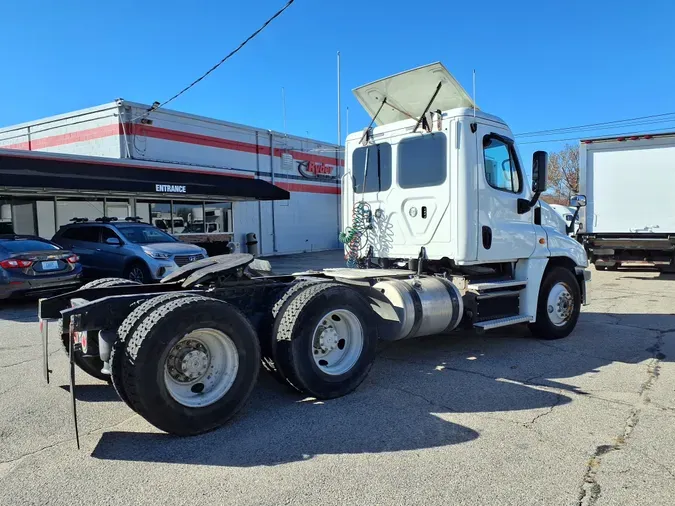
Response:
529,267,581,340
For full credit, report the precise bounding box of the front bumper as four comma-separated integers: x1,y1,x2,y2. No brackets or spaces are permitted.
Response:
575,267,591,305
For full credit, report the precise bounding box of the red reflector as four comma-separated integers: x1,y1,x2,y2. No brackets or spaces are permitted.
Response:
10,281,23,285
0,259,33,269
67,255,80,264
644,135,653,139
629,136,639,140
617,137,626,141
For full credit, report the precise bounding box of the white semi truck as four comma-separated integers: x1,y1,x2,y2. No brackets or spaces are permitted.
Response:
577,133,675,270
38,63,590,443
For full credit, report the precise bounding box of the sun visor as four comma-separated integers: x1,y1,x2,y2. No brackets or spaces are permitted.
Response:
352,62,477,126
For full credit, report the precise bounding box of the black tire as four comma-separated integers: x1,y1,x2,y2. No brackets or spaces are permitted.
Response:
272,283,379,399
124,261,151,284
110,292,196,411
529,266,581,340
80,277,135,289
58,278,141,382
259,279,323,384
120,295,261,436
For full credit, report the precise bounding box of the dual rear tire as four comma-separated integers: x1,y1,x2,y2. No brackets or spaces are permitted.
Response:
113,295,260,435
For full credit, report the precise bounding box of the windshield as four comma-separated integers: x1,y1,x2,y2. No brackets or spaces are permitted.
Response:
116,225,177,244
0,239,60,252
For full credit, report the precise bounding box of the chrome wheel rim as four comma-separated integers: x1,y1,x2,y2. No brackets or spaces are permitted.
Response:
547,282,574,327
164,328,239,408
312,309,364,376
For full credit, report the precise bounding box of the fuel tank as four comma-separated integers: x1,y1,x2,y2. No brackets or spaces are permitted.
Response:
373,276,464,340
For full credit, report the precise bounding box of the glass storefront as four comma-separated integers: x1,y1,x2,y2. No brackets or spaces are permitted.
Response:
0,195,235,246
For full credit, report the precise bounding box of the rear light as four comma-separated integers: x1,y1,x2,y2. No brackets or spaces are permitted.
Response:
67,255,80,264
0,259,33,269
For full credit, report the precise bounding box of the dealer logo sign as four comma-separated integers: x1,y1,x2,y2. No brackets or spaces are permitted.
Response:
155,184,186,193
297,160,335,179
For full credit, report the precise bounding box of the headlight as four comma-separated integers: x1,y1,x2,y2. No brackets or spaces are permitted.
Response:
141,246,170,259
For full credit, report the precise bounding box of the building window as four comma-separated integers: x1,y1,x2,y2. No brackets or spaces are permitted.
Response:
398,133,447,189
137,201,172,231
0,199,12,234
56,198,105,229
483,135,522,193
352,143,392,193
203,202,234,234
174,201,205,234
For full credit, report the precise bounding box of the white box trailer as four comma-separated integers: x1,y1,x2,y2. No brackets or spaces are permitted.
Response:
578,133,675,270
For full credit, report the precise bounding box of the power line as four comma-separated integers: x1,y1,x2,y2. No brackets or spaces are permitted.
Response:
518,126,675,145
514,111,675,138
136,0,295,120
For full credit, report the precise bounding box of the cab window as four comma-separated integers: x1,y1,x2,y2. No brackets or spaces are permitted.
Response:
483,136,522,193
398,133,447,189
352,143,392,193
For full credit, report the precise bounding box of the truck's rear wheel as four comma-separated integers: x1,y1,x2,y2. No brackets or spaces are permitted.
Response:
120,295,260,436
111,292,196,410
259,279,322,384
529,266,581,340
272,283,378,399
58,278,140,382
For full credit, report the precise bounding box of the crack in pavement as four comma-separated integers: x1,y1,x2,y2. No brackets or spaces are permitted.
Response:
0,349,62,369
0,413,139,477
577,328,666,506
524,393,565,428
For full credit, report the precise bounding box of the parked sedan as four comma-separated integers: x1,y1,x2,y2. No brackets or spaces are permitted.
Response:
0,235,82,300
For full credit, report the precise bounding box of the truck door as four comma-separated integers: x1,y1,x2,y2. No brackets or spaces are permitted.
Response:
475,128,537,261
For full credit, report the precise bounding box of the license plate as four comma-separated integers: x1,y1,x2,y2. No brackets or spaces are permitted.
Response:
41,261,59,270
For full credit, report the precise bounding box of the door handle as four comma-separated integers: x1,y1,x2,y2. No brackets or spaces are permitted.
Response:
482,226,493,250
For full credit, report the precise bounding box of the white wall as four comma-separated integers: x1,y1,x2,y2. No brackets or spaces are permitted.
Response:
0,104,123,158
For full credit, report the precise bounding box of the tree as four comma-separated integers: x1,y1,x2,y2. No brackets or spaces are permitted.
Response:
547,143,579,203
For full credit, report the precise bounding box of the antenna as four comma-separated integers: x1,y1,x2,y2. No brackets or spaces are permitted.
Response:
337,51,342,147
281,87,287,136
472,69,476,118
346,106,349,138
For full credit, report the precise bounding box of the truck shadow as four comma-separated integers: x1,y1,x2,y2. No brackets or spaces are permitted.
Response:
90,310,672,467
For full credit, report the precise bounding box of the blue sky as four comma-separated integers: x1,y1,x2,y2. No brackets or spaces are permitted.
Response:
2,0,675,166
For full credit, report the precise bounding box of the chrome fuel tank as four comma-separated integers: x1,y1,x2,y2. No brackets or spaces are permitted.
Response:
373,276,463,340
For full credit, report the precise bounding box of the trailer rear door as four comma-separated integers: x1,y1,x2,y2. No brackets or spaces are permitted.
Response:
582,138,675,233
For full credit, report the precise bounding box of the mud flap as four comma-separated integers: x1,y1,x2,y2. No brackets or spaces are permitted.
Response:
68,314,81,450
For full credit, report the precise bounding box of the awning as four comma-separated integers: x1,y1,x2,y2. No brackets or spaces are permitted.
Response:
0,149,290,201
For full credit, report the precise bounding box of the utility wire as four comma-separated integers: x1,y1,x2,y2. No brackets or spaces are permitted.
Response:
514,111,675,138
516,117,675,138
518,126,675,145
133,0,295,121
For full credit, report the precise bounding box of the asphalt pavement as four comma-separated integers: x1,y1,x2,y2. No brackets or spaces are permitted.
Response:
0,252,674,506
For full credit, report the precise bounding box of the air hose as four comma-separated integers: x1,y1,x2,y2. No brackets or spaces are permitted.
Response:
339,200,371,268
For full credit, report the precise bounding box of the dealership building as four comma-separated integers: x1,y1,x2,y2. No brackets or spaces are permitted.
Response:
0,100,343,256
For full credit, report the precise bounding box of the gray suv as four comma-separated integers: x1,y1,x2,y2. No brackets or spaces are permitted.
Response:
52,218,208,283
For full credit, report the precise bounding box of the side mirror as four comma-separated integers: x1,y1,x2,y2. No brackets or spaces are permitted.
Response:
106,237,122,246
570,195,587,208
531,151,548,193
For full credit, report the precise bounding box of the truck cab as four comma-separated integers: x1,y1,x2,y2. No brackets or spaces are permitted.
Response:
342,62,590,336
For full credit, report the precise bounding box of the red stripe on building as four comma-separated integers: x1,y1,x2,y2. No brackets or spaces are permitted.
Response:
1,122,344,166
275,182,341,194
0,123,121,151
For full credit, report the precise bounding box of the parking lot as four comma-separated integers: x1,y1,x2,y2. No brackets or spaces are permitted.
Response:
0,251,674,506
